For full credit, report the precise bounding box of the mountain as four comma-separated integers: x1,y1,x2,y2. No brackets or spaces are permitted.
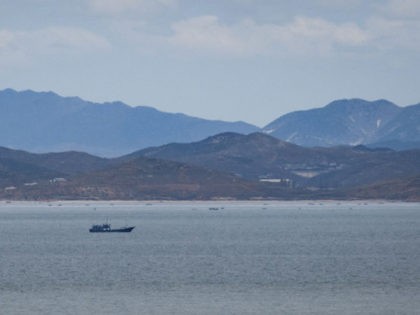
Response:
0,153,300,200
1,135,419,200
304,146,420,189
263,99,401,147
369,103,420,150
349,175,420,202
263,99,420,149
126,132,310,182
3,89,418,155
0,143,296,200
127,132,420,190
0,146,113,189
0,89,258,157
63,157,266,200
0,155,63,187
0,147,111,175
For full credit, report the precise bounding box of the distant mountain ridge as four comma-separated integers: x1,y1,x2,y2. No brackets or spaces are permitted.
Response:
0,145,280,200
263,98,420,149
1,133,419,200
130,132,420,190
1,89,419,155
0,89,258,156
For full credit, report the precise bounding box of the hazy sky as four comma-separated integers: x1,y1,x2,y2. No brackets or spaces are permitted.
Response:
1,0,419,126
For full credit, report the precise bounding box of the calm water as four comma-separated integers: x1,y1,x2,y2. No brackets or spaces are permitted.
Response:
0,201,419,314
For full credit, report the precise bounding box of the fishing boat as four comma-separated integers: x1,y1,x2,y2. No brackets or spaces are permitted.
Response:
89,223,135,233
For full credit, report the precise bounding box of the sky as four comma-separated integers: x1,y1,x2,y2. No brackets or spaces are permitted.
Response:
1,0,419,127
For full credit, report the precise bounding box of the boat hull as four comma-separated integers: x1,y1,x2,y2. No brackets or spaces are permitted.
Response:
89,226,135,233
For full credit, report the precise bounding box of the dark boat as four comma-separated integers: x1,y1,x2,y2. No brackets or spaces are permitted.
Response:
89,223,135,233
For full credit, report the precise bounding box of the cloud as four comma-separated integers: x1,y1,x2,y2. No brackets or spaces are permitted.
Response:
88,0,176,15
0,30,28,68
0,27,110,67
168,15,368,56
35,27,110,51
366,17,420,51
0,30,14,49
168,16,250,55
280,16,368,49
381,0,420,18
315,0,364,9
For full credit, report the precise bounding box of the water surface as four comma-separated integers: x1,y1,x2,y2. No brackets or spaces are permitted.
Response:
1,201,419,314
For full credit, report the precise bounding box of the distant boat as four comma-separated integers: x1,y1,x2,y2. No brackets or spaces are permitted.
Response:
208,207,224,210
89,223,135,233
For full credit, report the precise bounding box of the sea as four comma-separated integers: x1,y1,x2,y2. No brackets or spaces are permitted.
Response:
0,200,419,314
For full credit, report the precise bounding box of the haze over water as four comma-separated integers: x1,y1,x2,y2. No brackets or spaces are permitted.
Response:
1,201,419,314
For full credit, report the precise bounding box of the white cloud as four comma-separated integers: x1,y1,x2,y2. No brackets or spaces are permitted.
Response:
169,16,250,55
0,30,14,49
34,27,110,51
280,16,367,48
0,27,110,67
315,0,364,9
166,10,420,57
168,15,368,56
366,17,420,51
0,30,28,68
88,0,176,15
381,0,420,18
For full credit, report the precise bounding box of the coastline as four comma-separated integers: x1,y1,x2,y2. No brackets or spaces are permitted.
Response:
1,199,419,208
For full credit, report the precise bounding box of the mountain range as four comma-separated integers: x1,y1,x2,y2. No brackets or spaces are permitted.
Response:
0,89,257,157
128,132,420,190
0,88,419,200
0,144,285,200
1,89,419,156
263,98,420,150
1,132,419,201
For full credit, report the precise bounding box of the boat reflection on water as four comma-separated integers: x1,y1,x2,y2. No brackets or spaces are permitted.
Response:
89,223,135,233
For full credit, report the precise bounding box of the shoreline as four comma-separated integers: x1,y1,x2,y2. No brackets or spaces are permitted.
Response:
1,199,418,207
